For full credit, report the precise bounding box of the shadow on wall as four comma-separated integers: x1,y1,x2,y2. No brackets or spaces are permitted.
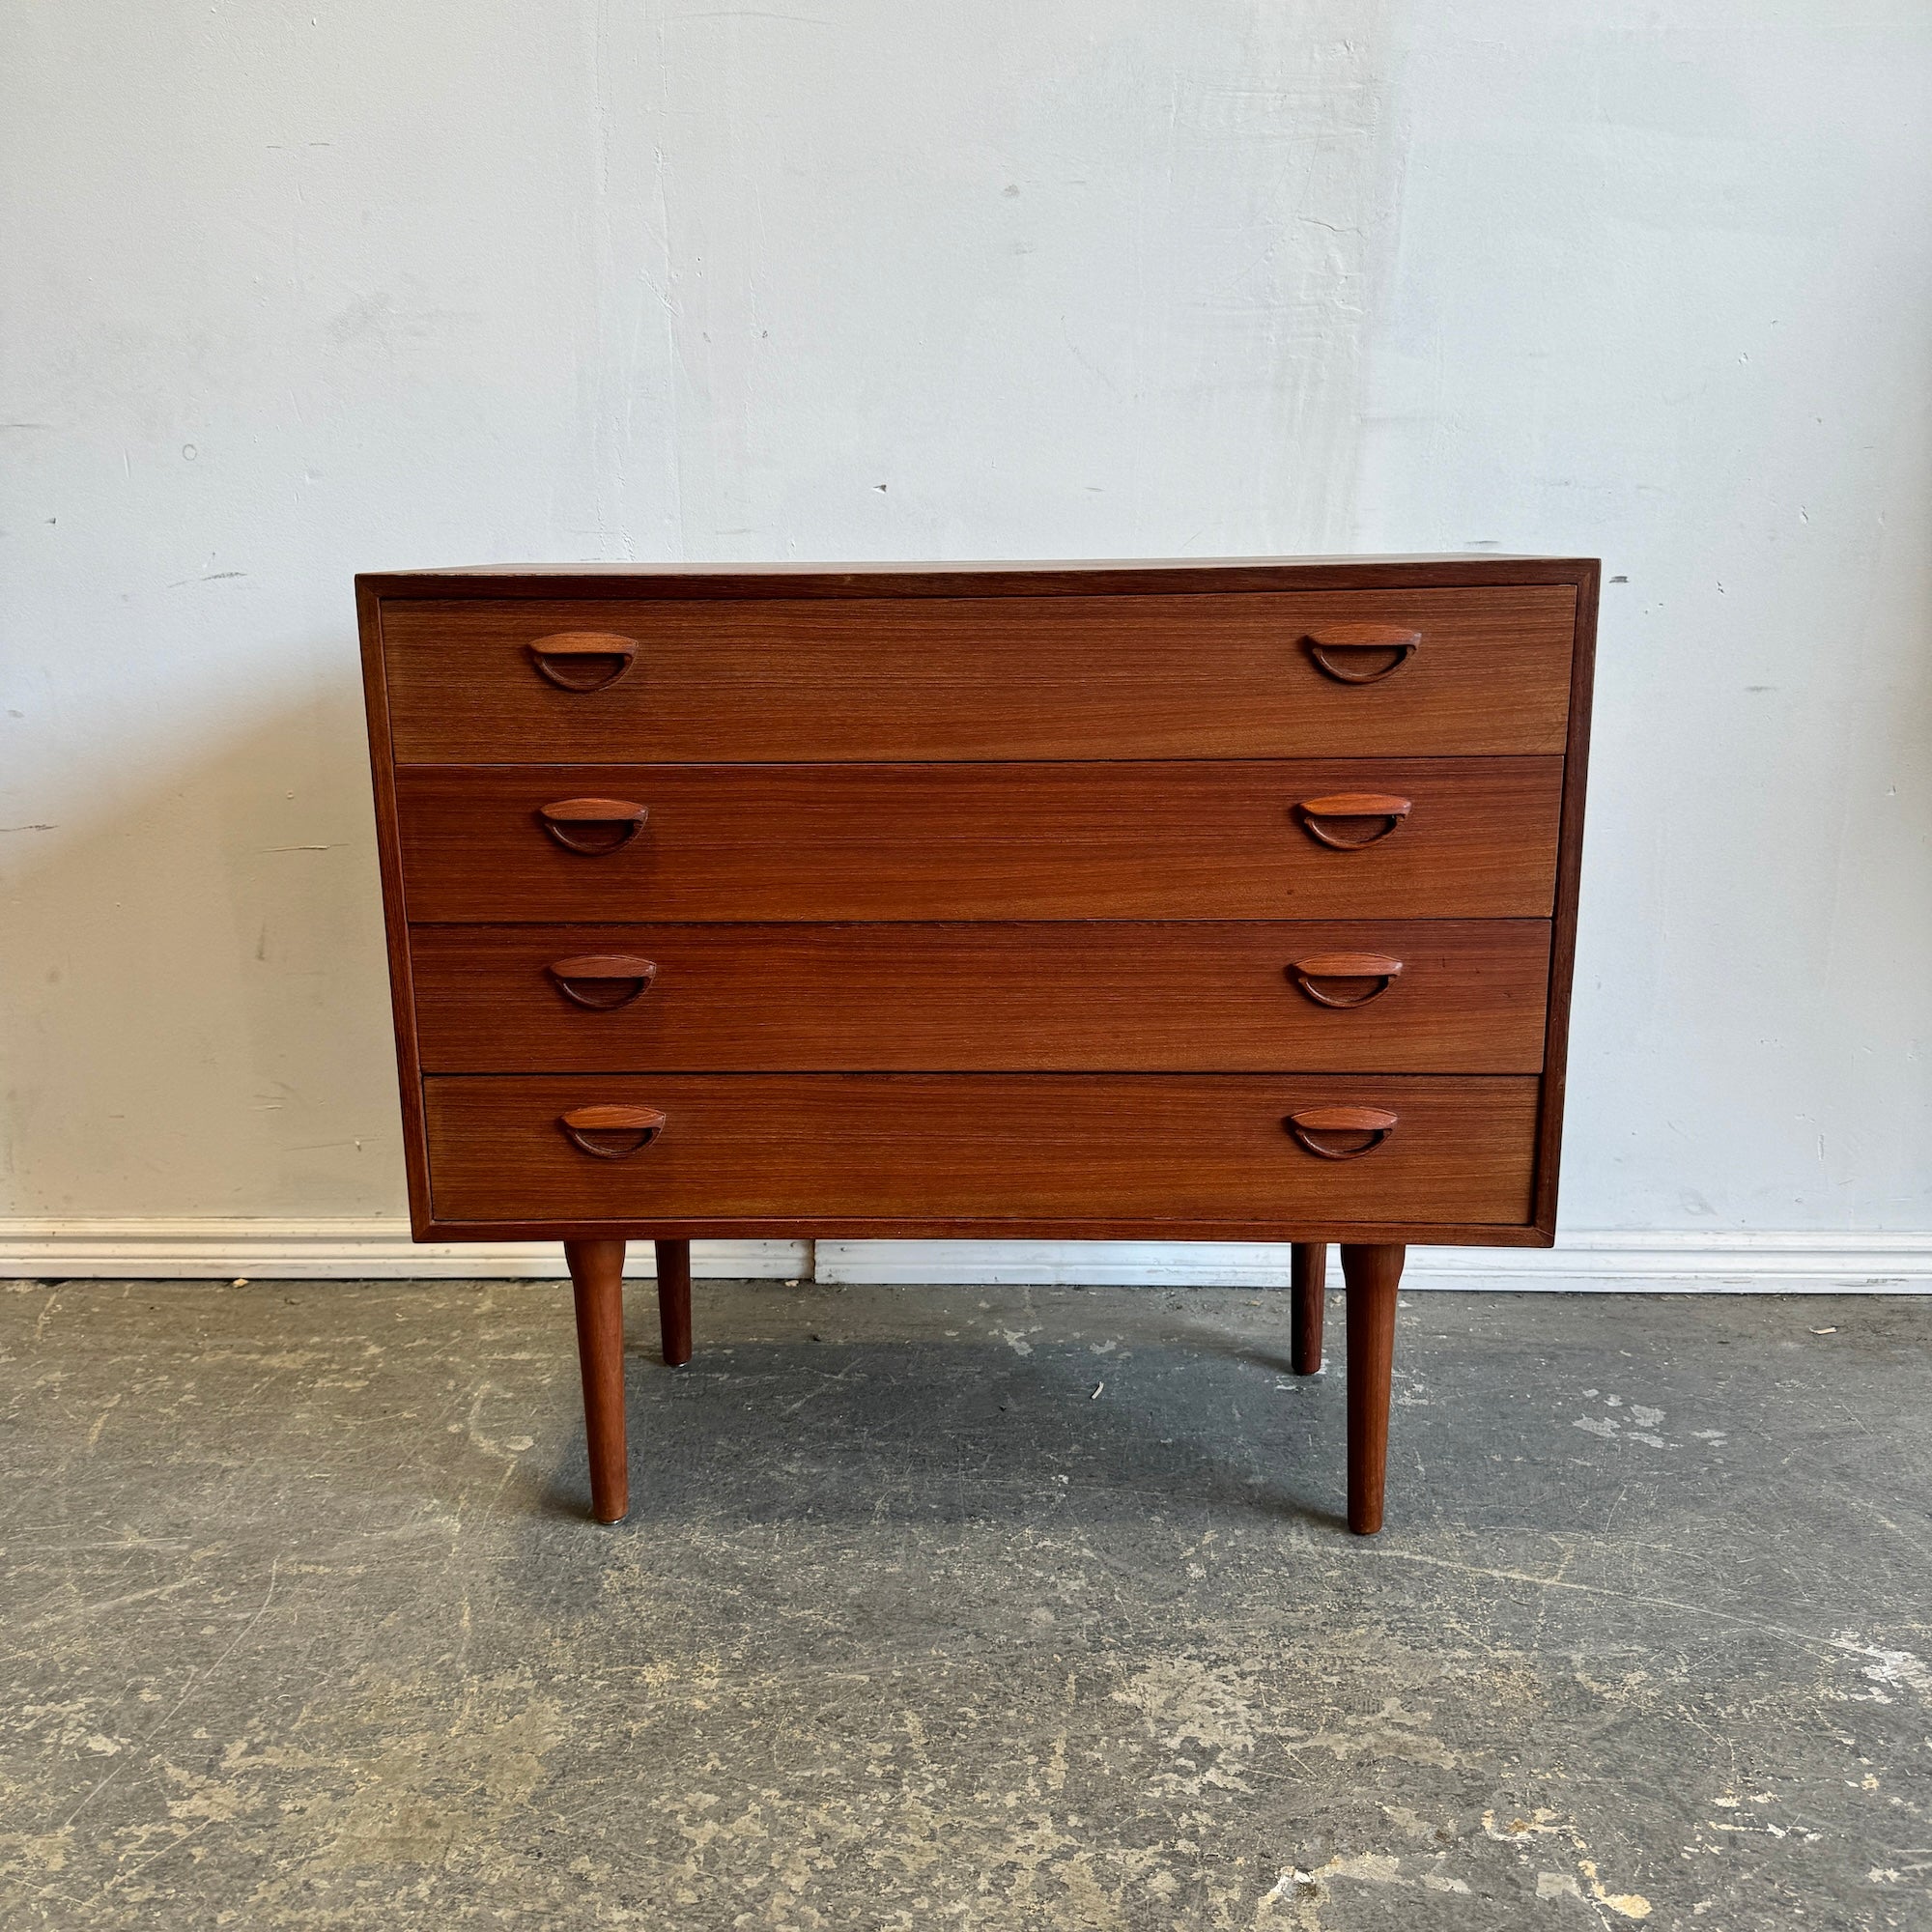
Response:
0,647,407,1221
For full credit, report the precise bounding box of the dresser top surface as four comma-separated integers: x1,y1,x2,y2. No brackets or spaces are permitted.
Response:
359,556,1600,601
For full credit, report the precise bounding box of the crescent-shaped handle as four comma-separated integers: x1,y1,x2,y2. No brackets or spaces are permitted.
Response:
527,633,639,693
558,1103,668,1159
536,797,648,855
1294,793,1411,850
1305,625,1420,684
1287,952,1405,1009
547,954,659,1010
1285,1106,1397,1161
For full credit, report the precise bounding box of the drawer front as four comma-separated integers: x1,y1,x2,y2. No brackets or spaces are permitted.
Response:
423,1074,1541,1226
409,921,1550,1073
378,587,1576,763
396,759,1564,922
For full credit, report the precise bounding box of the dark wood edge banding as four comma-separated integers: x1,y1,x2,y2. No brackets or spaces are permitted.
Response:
1530,563,1599,1237
356,580,436,1238
356,557,1603,602
407,1215,1556,1245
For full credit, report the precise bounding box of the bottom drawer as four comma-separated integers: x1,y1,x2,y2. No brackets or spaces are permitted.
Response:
423,1074,1540,1230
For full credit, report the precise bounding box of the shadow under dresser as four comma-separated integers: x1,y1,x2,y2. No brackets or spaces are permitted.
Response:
357,556,1598,1533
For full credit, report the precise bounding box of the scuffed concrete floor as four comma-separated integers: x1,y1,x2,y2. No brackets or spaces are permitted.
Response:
1,1278,1928,1931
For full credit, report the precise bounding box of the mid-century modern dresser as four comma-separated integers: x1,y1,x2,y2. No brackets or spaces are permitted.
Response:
357,557,1597,1534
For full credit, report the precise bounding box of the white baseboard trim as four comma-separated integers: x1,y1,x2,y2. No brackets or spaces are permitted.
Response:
812,1234,1932,1293
0,1219,809,1281
1,1222,1926,1292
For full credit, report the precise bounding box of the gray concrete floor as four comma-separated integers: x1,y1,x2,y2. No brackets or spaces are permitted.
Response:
1,1277,1927,1930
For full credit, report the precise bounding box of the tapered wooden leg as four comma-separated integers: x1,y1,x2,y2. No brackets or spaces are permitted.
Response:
1340,1243,1403,1535
564,1237,629,1523
655,1237,693,1368
1291,1241,1326,1374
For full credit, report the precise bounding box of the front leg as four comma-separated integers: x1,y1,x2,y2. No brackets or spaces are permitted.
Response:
564,1237,630,1523
1340,1243,1403,1534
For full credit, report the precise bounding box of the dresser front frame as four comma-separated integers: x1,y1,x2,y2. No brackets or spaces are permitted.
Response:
356,556,1597,1250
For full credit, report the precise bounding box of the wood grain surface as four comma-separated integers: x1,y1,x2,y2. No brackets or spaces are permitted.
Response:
395,758,1565,923
407,921,1551,1073
1341,1243,1405,1534
379,586,1575,763
359,555,1595,597
359,556,1598,1252
1531,557,1601,1236
422,1073,1541,1227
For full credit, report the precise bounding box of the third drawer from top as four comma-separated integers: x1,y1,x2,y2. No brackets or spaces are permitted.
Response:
407,921,1551,1073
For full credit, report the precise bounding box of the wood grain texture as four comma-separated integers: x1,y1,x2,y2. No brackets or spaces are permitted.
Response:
380,586,1575,763
356,557,1600,1537
407,921,1551,1073
1292,1241,1326,1374
359,556,1597,597
1532,557,1601,1236
655,1237,693,1368
563,1237,629,1522
396,759,1565,923
409,1210,1557,1245
358,556,1599,1250
355,582,436,1236
422,1074,1541,1228
1341,1242,1403,1534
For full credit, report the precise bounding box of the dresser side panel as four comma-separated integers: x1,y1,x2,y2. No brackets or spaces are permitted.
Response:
1531,559,1601,1238
357,582,434,1236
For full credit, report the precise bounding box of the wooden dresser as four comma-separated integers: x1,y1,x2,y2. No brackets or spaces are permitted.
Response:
357,557,1597,1534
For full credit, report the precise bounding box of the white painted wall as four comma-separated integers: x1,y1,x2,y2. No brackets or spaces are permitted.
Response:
4,4,1928,1279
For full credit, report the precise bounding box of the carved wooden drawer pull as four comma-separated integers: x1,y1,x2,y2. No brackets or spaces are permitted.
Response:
547,954,659,1010
1294,792,1411,849
558,1104,668,1159
1304,624,1420,683
1287,952,1405,1009
536,797,648,855
1286,1105,1397,1160
527,633,639,693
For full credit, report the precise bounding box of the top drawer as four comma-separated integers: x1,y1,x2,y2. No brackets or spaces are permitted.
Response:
375,586,1576,763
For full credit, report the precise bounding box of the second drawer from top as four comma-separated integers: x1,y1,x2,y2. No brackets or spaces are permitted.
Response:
396,758,1565,922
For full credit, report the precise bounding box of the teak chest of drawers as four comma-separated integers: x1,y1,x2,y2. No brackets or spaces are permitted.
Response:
358,557,1598,1534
